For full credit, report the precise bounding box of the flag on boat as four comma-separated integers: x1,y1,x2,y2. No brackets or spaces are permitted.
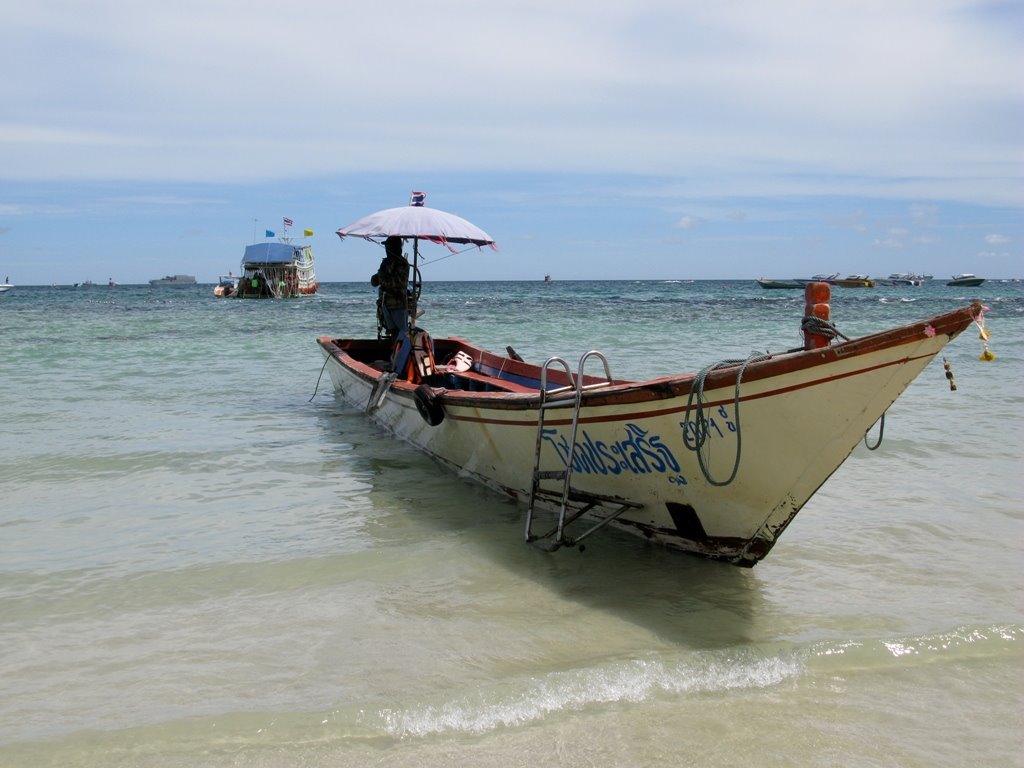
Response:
303,229,314,237
283,217,294,228
410,191,425,207
265,230,275,237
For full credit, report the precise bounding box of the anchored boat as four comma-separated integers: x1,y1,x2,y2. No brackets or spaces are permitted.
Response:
948,273,985,287
236,242,318,298
755,278,804,289
235,220,318,298
832,274,876,288
149,274,196,286
213,274,240,297
317,200,983,566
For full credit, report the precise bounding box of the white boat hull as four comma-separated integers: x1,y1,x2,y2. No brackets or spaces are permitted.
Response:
317,302,980,566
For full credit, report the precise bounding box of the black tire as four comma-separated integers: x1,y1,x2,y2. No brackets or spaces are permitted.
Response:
413,384,445,426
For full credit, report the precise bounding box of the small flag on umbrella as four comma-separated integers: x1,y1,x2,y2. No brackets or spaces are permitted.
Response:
409,191,425,207
283,217,294,228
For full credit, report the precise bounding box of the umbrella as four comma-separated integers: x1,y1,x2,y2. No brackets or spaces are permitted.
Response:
337,195,496,339
335,204,496,249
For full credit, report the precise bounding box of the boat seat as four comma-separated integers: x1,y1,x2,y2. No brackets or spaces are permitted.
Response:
426,368,536,393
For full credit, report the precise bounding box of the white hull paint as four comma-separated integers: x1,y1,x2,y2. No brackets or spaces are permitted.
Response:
317,302,981,566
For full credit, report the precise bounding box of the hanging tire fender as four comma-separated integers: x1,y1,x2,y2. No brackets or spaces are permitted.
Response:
413,384,445,426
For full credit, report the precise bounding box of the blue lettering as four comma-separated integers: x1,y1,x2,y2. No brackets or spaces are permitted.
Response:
541,423,682,479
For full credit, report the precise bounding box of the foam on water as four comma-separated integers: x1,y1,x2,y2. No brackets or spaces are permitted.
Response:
377,650,801,737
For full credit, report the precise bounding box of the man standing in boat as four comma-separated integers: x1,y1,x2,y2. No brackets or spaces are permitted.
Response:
371,235,412,372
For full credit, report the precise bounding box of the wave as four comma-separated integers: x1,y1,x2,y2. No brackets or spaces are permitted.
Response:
373,623,1021,738
805,623,1022,673
376,649,798,737
9,624,1018,764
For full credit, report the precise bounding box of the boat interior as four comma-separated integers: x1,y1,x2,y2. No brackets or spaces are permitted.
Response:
331,333,621,394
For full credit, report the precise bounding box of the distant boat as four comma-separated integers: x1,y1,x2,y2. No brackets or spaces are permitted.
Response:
887,272,931,286
833,275,875,288
108,278,118,287
149,274,197,286
235,241,318,299
756,278,804,289
947,273,985,287
544,274,552,283
213,274,240,298
0,282,12,294
887,273,922,286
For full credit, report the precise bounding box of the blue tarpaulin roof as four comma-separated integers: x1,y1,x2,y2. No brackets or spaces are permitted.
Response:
242,243,300,265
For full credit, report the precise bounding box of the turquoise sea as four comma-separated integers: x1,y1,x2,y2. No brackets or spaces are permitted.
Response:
1,279,1022,767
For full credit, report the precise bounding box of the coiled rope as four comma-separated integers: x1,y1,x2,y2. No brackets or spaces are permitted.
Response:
683,351,771,487
799,315,850,342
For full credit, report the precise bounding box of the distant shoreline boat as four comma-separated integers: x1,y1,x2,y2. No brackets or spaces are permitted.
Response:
886,272,932,286
947,273,985,287
756,278,804,289
149,274,197,286
832,275,876,288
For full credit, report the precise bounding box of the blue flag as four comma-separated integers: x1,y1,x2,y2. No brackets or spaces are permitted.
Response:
265,230,275,237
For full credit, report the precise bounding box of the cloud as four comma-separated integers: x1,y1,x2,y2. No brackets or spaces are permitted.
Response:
833,209,867,232
909,204,938,226
873,237,904,249
673,216,704,230
984,233,1010,244
0,1,1020,208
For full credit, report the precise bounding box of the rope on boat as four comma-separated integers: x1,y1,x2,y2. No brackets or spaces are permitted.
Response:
864,413,885,451
683,351,770,487
309,354,331,402
799,315,850,342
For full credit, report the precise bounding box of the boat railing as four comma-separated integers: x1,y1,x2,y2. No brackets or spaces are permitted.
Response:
526,350,642,551
538,356,575,397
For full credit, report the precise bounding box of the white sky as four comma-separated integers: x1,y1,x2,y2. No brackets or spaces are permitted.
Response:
0,0,1021,282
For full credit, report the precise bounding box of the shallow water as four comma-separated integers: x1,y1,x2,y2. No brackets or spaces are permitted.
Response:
1,280,1022,766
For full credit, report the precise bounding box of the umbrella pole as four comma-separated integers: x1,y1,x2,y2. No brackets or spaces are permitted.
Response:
410,238,420,330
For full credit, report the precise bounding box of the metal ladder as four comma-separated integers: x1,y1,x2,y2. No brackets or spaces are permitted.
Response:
525,351,644,551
